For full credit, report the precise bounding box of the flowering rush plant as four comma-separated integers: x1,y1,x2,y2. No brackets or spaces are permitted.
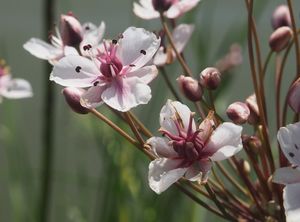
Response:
22,0,300,221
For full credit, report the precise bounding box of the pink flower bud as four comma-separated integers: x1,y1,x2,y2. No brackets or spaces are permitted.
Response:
60,13,83,46
62,87,89,114
226,102,250,125
269,26,292,52
177,75,203,101
288,78,300,112
199,67,221,90
152,0,175,12
271,5,291,30
245,94,259,125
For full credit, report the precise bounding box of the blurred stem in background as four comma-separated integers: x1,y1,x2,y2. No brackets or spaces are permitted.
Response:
40,0,55,221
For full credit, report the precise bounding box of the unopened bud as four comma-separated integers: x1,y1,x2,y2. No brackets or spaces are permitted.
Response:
199,67,221,90
60,13,83,46
152,0,174,12
269,26,292,52
246,94,259,125
226,102,250,125
288,78,300,112
177,75,203,101
243,160,251,174
62,87,89,114
271,5,291,30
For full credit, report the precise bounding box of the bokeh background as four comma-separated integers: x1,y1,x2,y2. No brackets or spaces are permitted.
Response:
0,0,300,221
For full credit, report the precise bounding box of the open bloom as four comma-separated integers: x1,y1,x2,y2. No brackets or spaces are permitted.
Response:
0,60,32,102
50,27,160,112
273,122,300,222
147,100,243,194
23,12,105,63
133,0,201,20
153,24,194,66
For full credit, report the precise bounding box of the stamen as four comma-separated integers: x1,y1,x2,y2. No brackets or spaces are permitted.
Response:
93,81,99,86
75,66,81,73
140,49,146,55
112,39,118,44
187,112,195,137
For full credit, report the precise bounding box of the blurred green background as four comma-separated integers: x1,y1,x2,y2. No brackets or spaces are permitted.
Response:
0,0,300,221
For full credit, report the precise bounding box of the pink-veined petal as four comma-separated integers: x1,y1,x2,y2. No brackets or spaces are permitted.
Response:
117,27,160,69
273,167,300,185
133,1,160,20
160,100,195,135
283,183,300,222
126,65,158,84
205,122,243,161
172,24,194,54
80,85,107,109
147,137,178,158
101,77,151,112
0,78,33,99
23,38,63,60
50,55,101,87
165,0,201,19
185,159,212,182
278,122,300,166
148,158,187,194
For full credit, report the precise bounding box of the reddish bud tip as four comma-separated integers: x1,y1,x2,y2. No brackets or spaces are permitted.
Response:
226,102,250,125
271,5,291,30
60,14,83,47
269,26,292,52
288,78,300,113
62,87,90,114
199,67,221,90
177,75,203,102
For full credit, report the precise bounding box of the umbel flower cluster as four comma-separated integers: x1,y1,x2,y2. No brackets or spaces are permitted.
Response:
12,0,300,221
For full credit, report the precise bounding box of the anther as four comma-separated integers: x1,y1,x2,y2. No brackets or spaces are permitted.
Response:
112,39,118,44
75,66,81,73
289,152,295,158
140,49,146,55
129,64,136,67
93,81,99,86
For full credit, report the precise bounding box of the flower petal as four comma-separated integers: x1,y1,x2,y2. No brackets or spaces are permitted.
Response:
172,24,194,54
117,27,160,69
185,159,212,182
23,38,63,60
126,65,158,84
80,85,106,109
278,122,300,166
101,77,151,112
273,167,300,185
205,122,243,161
147,137,178,158
165,0,201,19
148,158,187,194
133,1,160,20
283,183,300,222
160,100,195,135
0,78,33,99
64,46,79,56
153,47,168,66
50,55,101,87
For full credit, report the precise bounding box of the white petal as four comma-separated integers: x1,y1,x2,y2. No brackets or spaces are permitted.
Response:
172,24,194,53
101,77,151,112
80,85,106,109
278,122,300,166
160,100,195,135
205,122,243,161
23,38,63,60
185,160,212,181
117,27,160,69
153,47,168,66
64,46,79,56
0,78,33,99
148,158,187,194
50,55,100,87
133,2,160,20
165,0,201,19
126,65,158,84
273,167,300,185
147,137,178,158
283,183,300,222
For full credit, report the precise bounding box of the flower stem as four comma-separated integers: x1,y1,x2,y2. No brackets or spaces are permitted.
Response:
124,112,145,146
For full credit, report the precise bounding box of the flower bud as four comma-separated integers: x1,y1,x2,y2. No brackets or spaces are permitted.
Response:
60,13,83,46
288,78,300,112
269,26,292,52
246,94,259,125
199,67,221,90
62,87,89,114
152,0,174,12
177,75,203,101
226,102,250,125
242,134,262,154
271,5,291,30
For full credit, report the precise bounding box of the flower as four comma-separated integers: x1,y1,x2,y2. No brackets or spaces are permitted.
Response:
147,100,243,194
50,27,160,112
153,24,194,66
273,122,300,222
133,0,201,20
23,12,105,64
0,60,33,102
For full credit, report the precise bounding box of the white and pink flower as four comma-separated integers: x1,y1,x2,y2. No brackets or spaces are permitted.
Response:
23,12,105,63
147,100,243,194
50,27,160,112
273,122,300,222
133,0,201,20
